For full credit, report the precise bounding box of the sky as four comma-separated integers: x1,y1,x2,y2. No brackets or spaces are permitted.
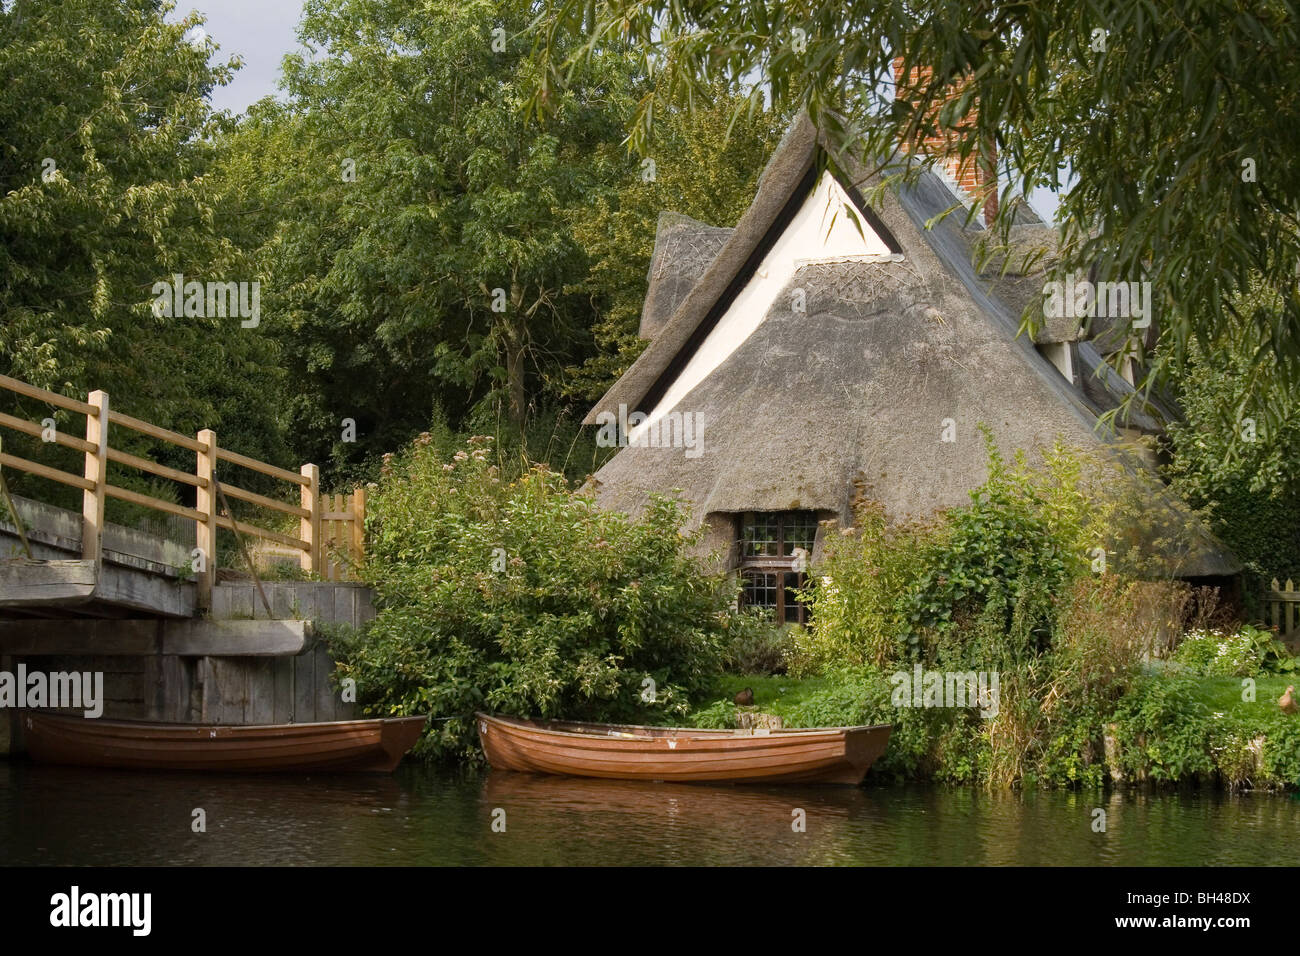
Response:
180,0,306,114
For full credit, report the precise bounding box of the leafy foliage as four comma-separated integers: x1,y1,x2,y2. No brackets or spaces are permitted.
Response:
1172,624,1293,678
1165,335,1300,583
328,432,734,760
0,0,289,504
748,436,1299,789
214,0,645,473
717,608,794,675
786,500,928,675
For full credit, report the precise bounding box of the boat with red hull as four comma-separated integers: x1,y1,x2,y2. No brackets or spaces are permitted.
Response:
476,712,891,785
23,712,427,772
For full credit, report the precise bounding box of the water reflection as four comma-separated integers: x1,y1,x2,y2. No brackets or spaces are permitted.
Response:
0,760,1294,866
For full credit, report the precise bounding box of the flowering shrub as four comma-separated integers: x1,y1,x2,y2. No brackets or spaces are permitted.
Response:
1172,624,1283,677
329,432,733,761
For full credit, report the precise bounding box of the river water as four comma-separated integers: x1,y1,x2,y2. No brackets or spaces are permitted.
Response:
1,761,1295,866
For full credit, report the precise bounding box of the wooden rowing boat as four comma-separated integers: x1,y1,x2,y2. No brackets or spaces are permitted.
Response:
476,713,891,785
22,712,427,773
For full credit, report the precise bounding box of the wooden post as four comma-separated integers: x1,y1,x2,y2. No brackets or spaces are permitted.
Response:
196,429,218,610
300,463,321,574
81,390,109,564
336,492,346,580
350,486,366,571
325,493,337,581
1289,578,1296,638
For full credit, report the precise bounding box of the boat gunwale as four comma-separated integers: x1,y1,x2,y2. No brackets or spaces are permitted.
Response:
25,713,427,732
475,712,890,742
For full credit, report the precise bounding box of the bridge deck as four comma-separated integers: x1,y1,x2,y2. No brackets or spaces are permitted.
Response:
1,494,195,619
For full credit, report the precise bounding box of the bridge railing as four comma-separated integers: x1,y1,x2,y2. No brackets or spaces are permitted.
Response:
0,373,365,607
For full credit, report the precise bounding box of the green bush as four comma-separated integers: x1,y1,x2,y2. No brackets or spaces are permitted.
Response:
329,433,734,761
787,499,930,675
718,609,794,675
795,432,1098,676
1111,674,1216,782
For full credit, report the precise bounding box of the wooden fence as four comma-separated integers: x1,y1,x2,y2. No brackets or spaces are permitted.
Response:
1265,578,1299,642
0,373,365,605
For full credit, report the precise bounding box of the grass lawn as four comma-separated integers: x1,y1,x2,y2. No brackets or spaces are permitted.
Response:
699,673,840,720
1189,674,1293,714
707,671,826,717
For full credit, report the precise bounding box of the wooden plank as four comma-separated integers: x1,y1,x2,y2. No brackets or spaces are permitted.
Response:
142,653,163,720
215,447,308,486
107,446,206,488
0,617,156,655
0,452,94,491
206,659,246,724
107,409,206,453
300,463,321,574
333,585,358,625
196,429,217,610
161,620,312,656
294,647,316,722
210,579,231,619
219,482,309,519
94,562,196,617
245,659,276,723
293,583,322,624
0,607,252,656
0,411,96,453
351,487,366,567
105,484,204,523
272,583,295,621
154,655,193,722
330,493,343,580
103,670,145,707
251,582,271,621
210,583,255,621
0,558,96,606
357,587,376,626
0,374,96,416
214,514,308,551
314,643,339,722
272,657,294,723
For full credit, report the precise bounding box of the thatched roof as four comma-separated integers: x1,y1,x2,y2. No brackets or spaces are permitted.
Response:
585,113,1238,577
974,224,1078,343
640,212,734,341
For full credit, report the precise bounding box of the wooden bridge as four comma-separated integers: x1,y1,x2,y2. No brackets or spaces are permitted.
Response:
0,374,375,739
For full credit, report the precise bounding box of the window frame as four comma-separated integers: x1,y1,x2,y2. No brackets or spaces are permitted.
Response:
736,510,817,625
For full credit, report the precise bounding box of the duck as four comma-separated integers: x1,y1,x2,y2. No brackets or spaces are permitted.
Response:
734,688,754,706
1280,686,1297,715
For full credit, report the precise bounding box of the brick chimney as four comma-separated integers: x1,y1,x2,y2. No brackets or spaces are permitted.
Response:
893,59,998,225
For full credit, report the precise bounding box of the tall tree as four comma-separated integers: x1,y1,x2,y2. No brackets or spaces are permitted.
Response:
229,0,644,471
0,0,289,502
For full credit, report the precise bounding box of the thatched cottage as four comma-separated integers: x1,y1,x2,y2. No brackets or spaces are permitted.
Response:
584,113,1238,623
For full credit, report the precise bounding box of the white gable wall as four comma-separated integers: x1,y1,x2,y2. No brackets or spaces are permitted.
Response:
631,170,895,440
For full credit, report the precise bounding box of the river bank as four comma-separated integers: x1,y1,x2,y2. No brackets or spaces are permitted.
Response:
690,667,1300,792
